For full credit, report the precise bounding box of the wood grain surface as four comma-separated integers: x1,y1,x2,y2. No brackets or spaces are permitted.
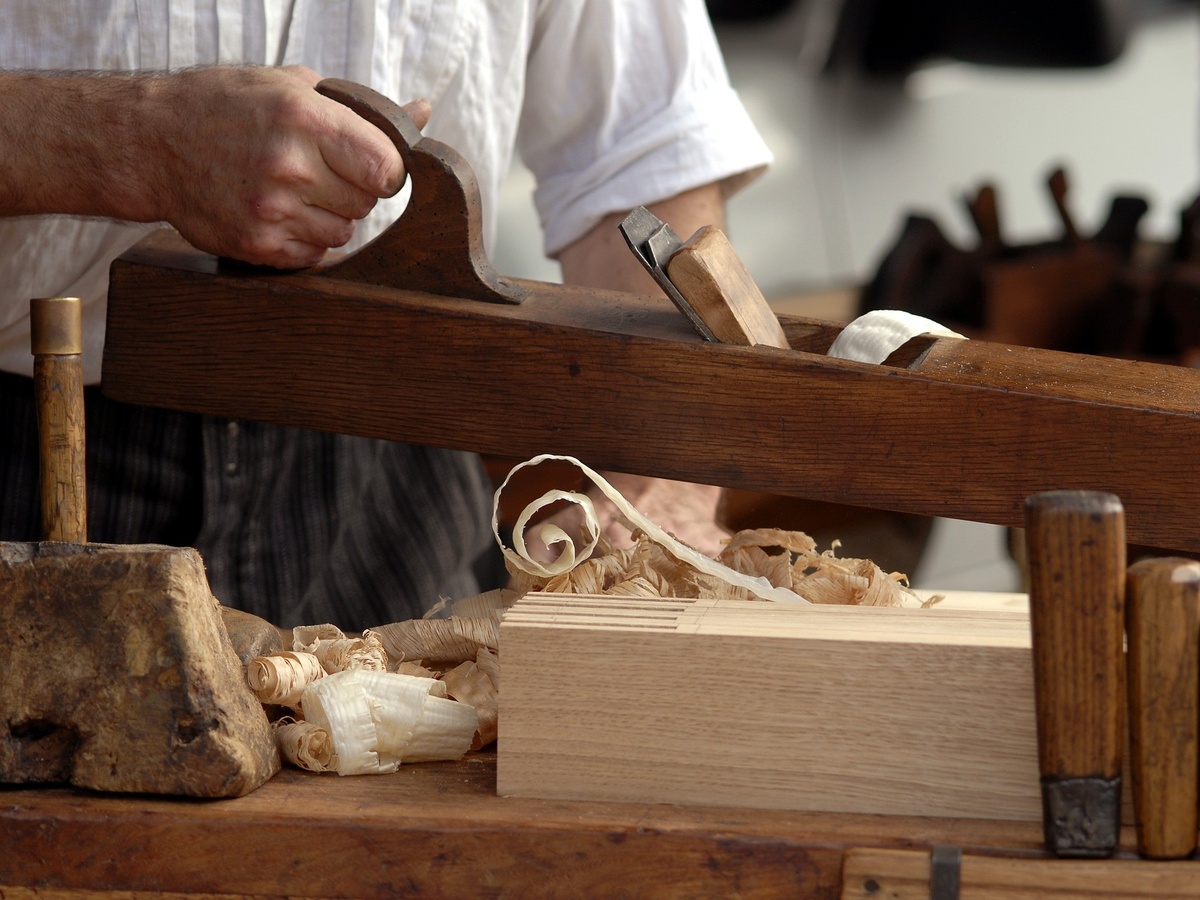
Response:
33,355,86,542
0,752,1062,900
104,230,1200,553
499,593,1043,820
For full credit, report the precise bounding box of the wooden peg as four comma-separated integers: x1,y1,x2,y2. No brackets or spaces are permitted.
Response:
665,226,789,349
30,296,87,543
1025,490,1125,857
1126,557,1200,860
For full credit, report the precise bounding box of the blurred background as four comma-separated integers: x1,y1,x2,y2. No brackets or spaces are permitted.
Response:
492,0,1200,593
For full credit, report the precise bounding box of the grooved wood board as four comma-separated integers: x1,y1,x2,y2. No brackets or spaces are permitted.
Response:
498,593,1045,820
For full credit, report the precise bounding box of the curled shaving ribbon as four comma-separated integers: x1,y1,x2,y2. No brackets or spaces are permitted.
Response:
491,453,808,604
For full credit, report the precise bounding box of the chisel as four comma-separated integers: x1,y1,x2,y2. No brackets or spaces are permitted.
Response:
1126,556,1200,860
1025,490,1125,857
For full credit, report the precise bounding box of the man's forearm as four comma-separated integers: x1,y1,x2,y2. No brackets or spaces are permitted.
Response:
556,182,726,294
0,71,157,220
0,66,418,268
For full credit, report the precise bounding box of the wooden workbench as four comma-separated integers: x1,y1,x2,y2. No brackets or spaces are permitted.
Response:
5,748,1173,899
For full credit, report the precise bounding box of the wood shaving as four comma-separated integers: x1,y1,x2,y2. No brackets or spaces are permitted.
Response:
716,529,931,608
394,660,442,679
475,647,499,690
440,657,499,750
292,623,345,654
492,454,806,603
495,476,925,608
301,670,477,775
312,631,388,673
272,717,337,773
246,651,325,708
370,592,511,667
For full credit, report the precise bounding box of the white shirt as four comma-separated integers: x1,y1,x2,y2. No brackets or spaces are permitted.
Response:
0,0,771,382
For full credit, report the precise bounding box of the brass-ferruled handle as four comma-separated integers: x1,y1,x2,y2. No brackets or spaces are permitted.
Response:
1127,557,1200,860
31,296,87,543
1025,490,1126,858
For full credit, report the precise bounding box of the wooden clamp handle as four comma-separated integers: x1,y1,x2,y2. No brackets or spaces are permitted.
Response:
313,78,526,304
1025,490,1125,858
1126,557,1200,860
30,297,87,543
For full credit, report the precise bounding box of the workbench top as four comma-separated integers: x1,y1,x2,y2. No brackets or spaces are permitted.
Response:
2,750,1065,899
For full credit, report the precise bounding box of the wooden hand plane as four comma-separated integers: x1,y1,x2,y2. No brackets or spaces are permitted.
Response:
103,80,1200,553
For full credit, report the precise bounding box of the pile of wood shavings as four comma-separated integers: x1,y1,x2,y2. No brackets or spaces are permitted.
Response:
505,525,931,608
493,454,931,608
272,455,934,768
247,624,490,774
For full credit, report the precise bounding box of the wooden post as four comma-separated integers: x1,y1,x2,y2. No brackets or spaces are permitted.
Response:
30,296,87,543
1025,490,1126,857
1126,557,1200,859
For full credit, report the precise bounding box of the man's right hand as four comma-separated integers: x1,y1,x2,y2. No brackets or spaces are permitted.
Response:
0,66,429,268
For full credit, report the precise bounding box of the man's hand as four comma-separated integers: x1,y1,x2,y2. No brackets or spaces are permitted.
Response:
0,66,428,268
140,67,427,268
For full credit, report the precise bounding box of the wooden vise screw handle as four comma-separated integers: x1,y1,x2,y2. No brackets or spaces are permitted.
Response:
30,297,87,543
1126,557,1200,860
1025,490,1125,858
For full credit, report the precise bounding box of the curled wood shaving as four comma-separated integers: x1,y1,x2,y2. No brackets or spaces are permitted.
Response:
717,530,928,608
475,647,499,689
492,454,807,604
301,670,477,775
827,310,965,364
494,466,926,608
292,623,345,654
437,658,499,751
314,631,388,673
246,651,325,707
370,611,501,666
272,717,338,773
395,660,442,679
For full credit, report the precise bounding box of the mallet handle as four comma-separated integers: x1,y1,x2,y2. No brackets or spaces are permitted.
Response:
31,297,87,543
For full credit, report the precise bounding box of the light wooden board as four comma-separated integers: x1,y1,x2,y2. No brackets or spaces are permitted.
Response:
499,591,1049,820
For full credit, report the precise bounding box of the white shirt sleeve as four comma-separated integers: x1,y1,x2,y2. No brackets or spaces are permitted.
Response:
517,0,773,257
